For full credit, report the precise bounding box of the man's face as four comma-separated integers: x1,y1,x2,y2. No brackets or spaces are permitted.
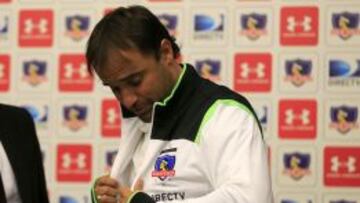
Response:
96,48,175,122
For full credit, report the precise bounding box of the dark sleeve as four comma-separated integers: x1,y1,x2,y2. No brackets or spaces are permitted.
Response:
21,109,49,203
128,192,155,203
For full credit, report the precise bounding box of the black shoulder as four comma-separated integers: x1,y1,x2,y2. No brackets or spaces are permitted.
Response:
199,79,255,112
0,103,32,123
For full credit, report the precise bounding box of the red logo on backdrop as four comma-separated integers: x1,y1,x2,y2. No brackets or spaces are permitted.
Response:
0,0,11,3
18,9,53,47
57,144,92,182
233,53,272,92
324,147,360,187
59,54,93,92
279,99,317,139
101,99,121,138
0,55,10,92
280,7,318,46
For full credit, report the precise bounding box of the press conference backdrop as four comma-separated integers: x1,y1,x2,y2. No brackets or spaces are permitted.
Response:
0,0,360,202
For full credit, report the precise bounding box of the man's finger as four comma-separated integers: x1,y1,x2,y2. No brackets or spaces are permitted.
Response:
96,194,118,203
95,185,119,197
96,175,119,188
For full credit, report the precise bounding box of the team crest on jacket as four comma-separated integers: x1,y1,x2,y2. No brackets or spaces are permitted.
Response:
152,152,176,181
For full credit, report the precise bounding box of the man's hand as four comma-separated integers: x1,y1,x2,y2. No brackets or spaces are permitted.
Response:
118,179,144,203
95,175,120,203
94,176,143,203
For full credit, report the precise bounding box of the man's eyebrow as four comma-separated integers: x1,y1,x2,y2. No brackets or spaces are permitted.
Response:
102,77,125,86
102,72,140,86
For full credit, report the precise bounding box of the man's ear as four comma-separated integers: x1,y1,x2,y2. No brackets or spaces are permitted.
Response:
159,39,174,65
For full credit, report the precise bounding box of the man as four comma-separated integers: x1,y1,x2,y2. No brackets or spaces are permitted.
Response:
87,5,272,203
0,103,49,203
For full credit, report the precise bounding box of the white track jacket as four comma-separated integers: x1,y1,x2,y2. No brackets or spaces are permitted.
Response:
91,64,273,203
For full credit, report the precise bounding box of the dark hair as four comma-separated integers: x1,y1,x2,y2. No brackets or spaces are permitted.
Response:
86,5,180,72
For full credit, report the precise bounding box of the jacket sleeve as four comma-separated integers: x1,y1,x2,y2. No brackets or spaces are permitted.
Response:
127,102,273,203
21,108,50,203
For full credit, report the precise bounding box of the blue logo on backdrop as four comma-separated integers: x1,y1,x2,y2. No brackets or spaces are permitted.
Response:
60,196,78,203
195,59,221,82
328,59,360,88
59,195,89,203
332,12,359,40
195,14,224,32
281,200,297,203
21,104,48,126
241,13,267,40
283,152,311,181
330,105,358,134
63,105,88,131
23,60,47,86
65,15,90,41
281,200,298,203
255,105,268,132
259,106,268,128
285,59,312,87
281,200,313,203
158,14,178,37
0,16,9,37
106,150,117,166
64,105,87,120
330,200,357,203
329,60,360,77
194,13,225,41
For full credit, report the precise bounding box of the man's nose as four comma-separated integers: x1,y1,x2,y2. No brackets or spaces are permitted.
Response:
118,88,137,109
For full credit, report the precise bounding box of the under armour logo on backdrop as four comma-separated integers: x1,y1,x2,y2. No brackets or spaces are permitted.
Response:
324,147,360,186
240,62,265,78
331,156,356,173
24,18,48,34
64,63,88,79
62,153,87,169
59,54,93,92
18,9,53,47
57,144,92,182
279,99,317,139
280,7,318,45
287,16,312,32
285,109,310,125
234,53,271,92
101,99,121,137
